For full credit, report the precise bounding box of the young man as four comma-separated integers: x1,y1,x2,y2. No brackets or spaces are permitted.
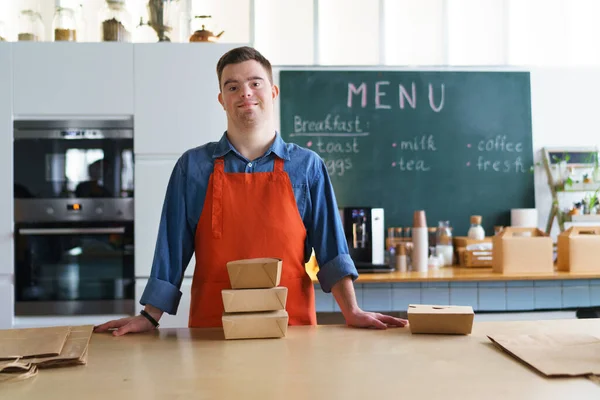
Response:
95,47,407,336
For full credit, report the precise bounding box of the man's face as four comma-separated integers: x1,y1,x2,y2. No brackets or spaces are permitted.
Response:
218,60,279,129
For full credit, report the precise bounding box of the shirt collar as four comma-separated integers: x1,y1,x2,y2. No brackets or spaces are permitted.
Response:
212,131,290,161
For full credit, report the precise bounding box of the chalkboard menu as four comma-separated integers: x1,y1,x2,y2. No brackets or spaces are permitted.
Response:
279,70,535,236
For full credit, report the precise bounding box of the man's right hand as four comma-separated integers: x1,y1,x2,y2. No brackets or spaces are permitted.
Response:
94,306,163,336
94,315,155,336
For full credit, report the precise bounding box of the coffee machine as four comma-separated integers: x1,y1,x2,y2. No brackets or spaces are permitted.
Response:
339,207,391,272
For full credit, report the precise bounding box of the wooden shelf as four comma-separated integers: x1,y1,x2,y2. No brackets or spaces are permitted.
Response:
562,214,600,223
562,182,600,192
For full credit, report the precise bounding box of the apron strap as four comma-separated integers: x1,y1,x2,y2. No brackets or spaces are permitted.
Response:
274,157,285,172
212,158,225,239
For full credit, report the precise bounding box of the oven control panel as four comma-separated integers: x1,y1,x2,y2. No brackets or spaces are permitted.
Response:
16,199,133,223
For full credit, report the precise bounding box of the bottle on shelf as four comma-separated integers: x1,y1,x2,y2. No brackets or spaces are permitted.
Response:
53,0,78,42
467,215,485,240
17,8,45,42
101,0,133,42
435,220,454,266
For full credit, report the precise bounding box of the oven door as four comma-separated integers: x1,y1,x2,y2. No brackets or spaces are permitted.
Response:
14,221,135,316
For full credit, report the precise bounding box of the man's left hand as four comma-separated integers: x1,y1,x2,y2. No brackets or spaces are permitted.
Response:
344,310,408,329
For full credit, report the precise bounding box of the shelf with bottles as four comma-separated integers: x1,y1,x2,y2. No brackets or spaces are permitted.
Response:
558,186,600,192
563,213,600,223
556,178,600,193
5,0,186,43
543,147,600,192
385,221,457,270
561,189,600,221
541,147,600,233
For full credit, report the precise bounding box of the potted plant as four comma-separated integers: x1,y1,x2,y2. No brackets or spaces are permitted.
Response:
584,188,600,214
593,153,600,183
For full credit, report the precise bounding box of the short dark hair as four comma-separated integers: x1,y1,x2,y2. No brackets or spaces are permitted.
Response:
216,46,273,89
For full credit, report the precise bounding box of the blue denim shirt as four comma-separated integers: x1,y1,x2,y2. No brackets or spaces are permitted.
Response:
140,132,359,315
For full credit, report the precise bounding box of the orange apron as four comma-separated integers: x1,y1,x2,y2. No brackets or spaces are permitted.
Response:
189,156,317,327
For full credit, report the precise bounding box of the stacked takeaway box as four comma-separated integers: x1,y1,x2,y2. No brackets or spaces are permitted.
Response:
222,258,289,340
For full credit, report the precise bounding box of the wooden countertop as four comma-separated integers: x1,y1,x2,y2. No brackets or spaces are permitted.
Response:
4,319,600,399
307,266,600,283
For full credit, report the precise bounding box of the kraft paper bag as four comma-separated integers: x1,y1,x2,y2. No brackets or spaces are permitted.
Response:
29,325,94,368
0,359,38,383
0,326,71,360
488,333,600,377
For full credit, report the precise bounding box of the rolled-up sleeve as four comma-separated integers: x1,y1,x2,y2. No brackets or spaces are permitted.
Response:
140,160,195,315
307,159,358,293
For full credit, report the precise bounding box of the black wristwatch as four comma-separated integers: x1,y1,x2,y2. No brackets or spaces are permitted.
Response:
140,309,160,328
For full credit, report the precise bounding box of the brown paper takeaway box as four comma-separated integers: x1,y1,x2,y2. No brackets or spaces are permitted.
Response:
222,287,287,313
492,227,554,273
226,258,282,289
222,258,288,340
557,226,600,272
222,310,289,340
408,304,474,335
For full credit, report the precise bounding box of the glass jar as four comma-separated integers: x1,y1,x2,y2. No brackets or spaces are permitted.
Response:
18,9,45,42
53,1,78,42
468,215,485,240
0,21,7,41
133,17,158,42
146,0,181,42
435,220,454,266
101,0,133,42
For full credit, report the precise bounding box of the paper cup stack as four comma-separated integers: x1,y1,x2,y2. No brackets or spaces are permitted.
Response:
221,258,289,340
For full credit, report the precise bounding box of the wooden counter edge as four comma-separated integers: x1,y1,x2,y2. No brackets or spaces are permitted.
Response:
307,266,600,283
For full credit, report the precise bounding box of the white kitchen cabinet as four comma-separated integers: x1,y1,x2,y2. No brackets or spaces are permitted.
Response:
135,278,192,329
134,43,243,155
0,278,14,329
0,44,13,277
12,43,134,116
135,157,195,278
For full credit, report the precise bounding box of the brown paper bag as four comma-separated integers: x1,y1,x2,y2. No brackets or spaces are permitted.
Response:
0,326,71,360
28,325,94,368
488,333,600,377
0,359,38,383
0,359,32,373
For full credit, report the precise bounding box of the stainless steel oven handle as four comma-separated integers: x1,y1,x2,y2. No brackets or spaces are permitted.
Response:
18,227,126,235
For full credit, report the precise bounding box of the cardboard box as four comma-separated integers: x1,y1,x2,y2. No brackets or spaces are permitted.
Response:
492,227,554,274
453,236,492,248
222,310,289,340
407,304,474,335
226,258,282,289
557,226,600,272
221,287,288,313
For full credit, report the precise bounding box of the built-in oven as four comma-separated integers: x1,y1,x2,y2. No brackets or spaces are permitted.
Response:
13,118,135,316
